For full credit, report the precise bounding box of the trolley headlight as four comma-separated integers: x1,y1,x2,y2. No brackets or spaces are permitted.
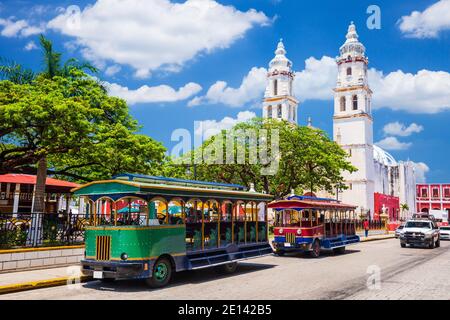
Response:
297,229,302,235
120,253,128,261
279,228,283,234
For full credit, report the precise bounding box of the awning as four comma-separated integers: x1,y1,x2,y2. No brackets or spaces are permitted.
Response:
0,174,79,188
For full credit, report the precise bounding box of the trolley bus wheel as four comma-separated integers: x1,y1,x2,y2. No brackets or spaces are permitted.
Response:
146,257,173,288
333,246,345,254
274,250,285,256
216,262,238,274
309,239,321,258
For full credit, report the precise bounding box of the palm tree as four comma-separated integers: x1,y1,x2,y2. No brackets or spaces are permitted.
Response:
400,203,409,221
1,34,97,214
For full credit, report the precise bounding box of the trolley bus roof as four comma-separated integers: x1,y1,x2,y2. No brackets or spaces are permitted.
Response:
71,176,273,202
268,198,357,210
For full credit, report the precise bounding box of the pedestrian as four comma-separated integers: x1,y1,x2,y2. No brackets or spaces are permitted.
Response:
363,219,369,238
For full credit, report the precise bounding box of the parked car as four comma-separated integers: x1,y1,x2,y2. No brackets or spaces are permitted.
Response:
395,225,404,238
439,226,450,240
399,218,440,249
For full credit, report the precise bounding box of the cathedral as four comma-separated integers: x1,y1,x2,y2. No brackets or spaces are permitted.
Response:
262,22,417,221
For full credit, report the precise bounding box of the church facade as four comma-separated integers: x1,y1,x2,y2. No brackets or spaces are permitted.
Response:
262,23,417,220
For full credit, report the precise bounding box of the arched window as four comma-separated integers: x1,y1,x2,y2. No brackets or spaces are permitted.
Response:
352,95,358,110
277,104,282,118
267,105,272,118
346,67,352,76
273,79,278,96
340,96,346,111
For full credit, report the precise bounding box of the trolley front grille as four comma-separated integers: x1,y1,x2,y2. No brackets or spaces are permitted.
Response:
96,236,111,261
285,233,296,244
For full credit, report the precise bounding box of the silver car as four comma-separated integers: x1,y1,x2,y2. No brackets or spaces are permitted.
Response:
439,226,450,240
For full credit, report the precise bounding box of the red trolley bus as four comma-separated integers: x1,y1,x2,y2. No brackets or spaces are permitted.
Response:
269,195,360,258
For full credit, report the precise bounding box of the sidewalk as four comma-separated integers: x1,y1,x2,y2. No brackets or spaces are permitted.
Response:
0,265,88,295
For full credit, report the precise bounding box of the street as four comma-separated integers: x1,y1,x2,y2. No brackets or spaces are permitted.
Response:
2,238,450,300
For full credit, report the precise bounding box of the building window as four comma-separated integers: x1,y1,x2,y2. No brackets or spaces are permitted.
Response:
348,149,352,157
432,188,439,198
340,96,346,112
277,104,282,118
273,79,278,96
346,67,352,76
267,105,272,118
421,188,428,198
352,95,358,110
349,183,353,190
444,188,450,198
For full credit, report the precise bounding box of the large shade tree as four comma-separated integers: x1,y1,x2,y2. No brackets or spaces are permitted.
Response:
0,36,169,213
175,118,356,199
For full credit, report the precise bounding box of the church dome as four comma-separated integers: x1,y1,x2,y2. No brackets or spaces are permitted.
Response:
373,145,397,166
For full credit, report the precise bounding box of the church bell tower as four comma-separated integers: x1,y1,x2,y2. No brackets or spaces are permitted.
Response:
333,22,375,217
262,39,298,124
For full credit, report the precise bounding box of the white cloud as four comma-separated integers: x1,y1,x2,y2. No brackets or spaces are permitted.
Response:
189,51,448,113
48,0,270,77
189,67,267,107
195,111,256,139
413,162,430,183
106,81,202,105
375,137,412,151
104,65,122,77
190,56,337,108
294,56,337,101
369,68,450,113
383,122,424,137
398,0,450,38
24,41,38,51
0,18,44,37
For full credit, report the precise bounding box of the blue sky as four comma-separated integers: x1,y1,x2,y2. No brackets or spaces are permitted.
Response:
1,0,449,182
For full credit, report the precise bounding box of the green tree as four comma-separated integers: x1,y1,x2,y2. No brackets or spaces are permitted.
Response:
0,69,167,183
176,118,356,199
0,35,98,213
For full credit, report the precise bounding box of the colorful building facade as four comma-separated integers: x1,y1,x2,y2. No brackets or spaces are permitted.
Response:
416,183,450,215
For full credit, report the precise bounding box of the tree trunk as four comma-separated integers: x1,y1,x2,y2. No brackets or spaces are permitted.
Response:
33,156,47,213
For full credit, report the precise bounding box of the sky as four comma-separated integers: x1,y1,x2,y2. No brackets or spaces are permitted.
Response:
0,0,449,183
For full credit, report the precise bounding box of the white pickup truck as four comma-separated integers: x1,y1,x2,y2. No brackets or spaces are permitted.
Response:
399,218,440,249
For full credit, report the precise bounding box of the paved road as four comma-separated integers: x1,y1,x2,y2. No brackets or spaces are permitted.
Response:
2,239,450,300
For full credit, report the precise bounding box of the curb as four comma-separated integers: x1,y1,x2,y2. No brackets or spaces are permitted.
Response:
0,275,91,295
360,234,395,242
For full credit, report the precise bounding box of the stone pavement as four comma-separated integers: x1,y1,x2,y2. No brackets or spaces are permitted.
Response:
0,233,393,296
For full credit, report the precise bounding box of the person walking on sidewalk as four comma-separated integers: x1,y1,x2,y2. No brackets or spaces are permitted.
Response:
363,219,369,238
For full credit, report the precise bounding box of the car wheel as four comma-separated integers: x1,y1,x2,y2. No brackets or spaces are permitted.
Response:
436,238,440,248
309,239,321,258
145,257,172,288
429,239,435,249
400,243,406,248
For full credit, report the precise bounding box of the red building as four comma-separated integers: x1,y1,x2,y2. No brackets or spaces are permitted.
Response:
374,192,400,221
416,183,450,216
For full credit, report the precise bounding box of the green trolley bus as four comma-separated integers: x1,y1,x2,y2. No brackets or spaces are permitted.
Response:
73,174,273,287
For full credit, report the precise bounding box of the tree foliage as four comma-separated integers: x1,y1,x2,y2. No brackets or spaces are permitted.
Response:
0,69,167,181
176,118,356,199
